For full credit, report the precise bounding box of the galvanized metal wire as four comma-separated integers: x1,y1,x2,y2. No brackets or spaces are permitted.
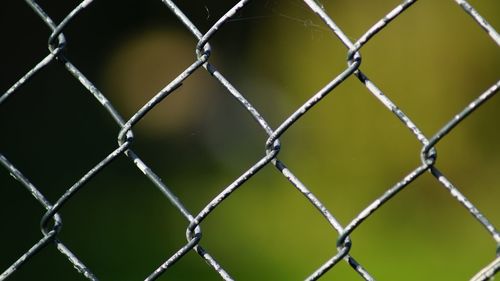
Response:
1,0,499,280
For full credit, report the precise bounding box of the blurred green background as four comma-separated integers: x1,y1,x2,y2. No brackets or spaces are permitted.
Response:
0,0,499,280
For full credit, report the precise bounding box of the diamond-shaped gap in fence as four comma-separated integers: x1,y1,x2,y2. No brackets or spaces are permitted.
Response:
357,0,500,134
112,69,269,213
275,77,422,216
0,61,118,201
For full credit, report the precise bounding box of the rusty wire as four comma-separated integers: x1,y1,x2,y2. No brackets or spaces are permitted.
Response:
1,0,499,280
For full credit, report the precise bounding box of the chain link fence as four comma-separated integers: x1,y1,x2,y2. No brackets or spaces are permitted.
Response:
1,0,499,280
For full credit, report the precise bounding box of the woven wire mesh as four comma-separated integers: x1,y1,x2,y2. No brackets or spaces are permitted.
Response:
1,0,499,280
